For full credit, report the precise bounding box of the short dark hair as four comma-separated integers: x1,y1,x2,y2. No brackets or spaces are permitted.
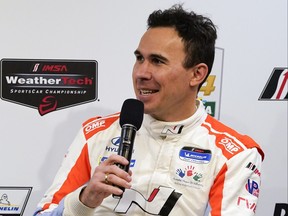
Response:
147,4,217,91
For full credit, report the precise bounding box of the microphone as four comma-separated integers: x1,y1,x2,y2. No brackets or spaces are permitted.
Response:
114,98,144,196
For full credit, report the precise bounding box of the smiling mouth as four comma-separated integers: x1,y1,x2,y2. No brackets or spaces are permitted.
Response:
140,89,159,95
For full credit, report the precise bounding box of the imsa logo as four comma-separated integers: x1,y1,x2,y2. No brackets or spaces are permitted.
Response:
0,59,98,115
259,67,288,101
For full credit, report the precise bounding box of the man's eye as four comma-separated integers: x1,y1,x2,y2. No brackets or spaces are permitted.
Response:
135,55,144,62
152,58,163,64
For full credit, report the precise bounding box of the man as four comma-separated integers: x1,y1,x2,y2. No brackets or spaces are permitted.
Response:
34,4,264,215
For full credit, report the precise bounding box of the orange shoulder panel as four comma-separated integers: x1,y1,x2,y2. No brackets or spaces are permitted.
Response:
82,112,120,140
203,115,264,160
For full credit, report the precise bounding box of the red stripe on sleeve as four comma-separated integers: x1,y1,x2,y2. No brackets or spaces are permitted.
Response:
209,163,228,215
43,143,91,210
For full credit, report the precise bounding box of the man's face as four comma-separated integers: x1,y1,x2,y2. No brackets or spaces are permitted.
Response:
132,27,197,121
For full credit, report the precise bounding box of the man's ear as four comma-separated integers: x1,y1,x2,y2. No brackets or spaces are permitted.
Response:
189,63,209,86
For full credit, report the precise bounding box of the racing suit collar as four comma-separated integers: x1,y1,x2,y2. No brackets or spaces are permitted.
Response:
143,100,207,139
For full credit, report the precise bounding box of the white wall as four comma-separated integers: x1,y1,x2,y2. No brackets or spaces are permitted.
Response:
0,0,287,215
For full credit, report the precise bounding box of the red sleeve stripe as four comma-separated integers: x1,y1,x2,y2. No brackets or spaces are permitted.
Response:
209,163,228,215
42,143,91,210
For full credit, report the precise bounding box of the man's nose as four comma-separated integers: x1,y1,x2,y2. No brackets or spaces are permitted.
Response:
134,62,152,80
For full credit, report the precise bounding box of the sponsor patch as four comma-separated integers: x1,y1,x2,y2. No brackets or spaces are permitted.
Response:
161,125,184,135
237,196,257,213
111,137,121,146
114,186,181,215
246,162,261,177
179,146,212,164
245,179,259,197
100,156,136,167
218,136,243,155
173,165,204,188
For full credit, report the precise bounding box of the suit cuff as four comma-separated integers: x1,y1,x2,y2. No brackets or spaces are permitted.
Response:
64,187,95,216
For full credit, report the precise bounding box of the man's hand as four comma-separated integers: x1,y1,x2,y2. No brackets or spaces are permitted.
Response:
79,154,132,208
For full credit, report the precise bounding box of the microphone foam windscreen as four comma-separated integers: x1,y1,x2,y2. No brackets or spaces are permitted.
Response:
120,99,144,130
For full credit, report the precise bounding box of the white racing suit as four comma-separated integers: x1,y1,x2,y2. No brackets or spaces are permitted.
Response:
34,100,264,216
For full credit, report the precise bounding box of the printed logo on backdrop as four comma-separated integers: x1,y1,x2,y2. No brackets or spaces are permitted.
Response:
259,67,288,101
198,47,224,119
0,187,32,216
273,203,288,216
0,59,98,115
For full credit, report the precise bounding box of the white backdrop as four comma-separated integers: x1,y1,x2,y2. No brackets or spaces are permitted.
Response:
0,0,287,215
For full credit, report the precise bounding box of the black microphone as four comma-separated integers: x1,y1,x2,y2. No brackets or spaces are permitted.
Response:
114,98,144,196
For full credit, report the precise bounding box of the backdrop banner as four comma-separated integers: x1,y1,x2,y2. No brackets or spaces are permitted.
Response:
0,1,287,215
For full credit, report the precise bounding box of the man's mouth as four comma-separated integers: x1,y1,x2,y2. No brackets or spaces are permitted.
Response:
140,89,159,95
